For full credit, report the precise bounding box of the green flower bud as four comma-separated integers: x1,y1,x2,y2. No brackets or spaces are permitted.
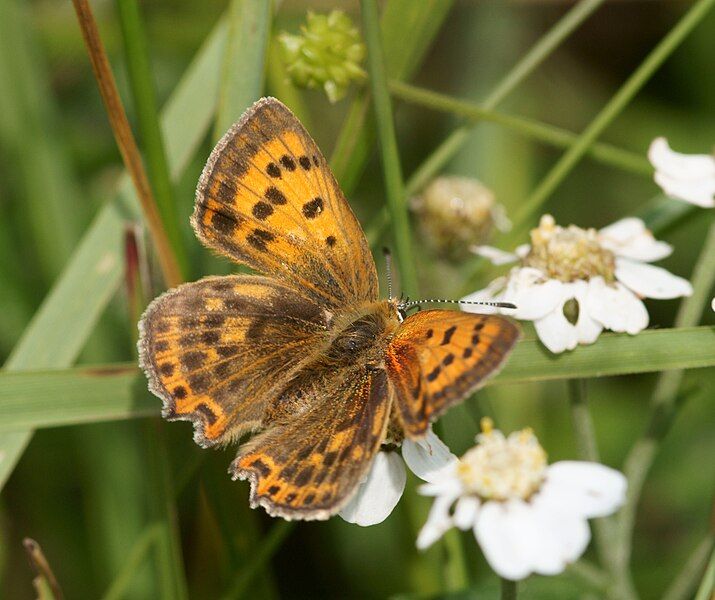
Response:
279,10,366,103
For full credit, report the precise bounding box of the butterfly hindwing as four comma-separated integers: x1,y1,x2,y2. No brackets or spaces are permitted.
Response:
138,275,328,446
192,97,378,308
386,310,520,438
231,366,391,520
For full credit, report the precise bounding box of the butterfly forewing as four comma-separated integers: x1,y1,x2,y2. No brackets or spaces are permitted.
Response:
138,275,327,446
231,366,391,520
386,310,520,438
192,97,378,308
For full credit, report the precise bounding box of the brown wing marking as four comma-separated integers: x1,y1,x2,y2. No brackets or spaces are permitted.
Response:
138,275,327,447
231,367,391,520
385,310,520,438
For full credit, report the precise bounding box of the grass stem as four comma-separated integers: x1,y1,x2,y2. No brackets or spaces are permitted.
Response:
360,0,418,296
71,0,182,287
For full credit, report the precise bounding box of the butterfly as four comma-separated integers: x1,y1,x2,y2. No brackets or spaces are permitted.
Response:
138,97,520,521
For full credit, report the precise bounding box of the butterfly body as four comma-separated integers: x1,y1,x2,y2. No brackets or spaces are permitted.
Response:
139,98,519,520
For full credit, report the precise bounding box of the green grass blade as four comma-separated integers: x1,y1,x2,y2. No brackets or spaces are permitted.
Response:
0,17,229,490
213,0,271,140
360,0,418,296
116,0,188,275
2,326,713,431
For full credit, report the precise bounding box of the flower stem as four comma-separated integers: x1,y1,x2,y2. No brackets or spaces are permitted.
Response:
406,0,606,195
566,379,619,578
500,578,517,600
511,0,715,233
614,217,715,588
694,548,715,600
360,0,418,296
663,535,715,600
390,81,650,179
70,0,183,288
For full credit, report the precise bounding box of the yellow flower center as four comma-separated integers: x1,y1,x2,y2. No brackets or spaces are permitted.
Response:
523,215,616,282
457,418,547,501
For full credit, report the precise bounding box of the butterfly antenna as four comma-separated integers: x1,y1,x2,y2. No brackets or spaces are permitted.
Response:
383,247,394,300
402,298,517,311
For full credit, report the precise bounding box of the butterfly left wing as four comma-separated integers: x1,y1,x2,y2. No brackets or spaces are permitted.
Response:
231,366,391,520
385,310,520,438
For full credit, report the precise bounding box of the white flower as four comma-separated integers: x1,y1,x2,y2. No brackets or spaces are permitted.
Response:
466,215,692,353
648,137,715,208
417,419,627,581
339,428,456,526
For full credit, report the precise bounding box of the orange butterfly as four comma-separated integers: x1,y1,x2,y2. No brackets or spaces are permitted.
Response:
138,98,520,521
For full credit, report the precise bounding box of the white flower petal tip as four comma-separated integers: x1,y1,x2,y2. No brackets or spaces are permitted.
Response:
599,217,672,262
648,137,715,208
585,277,649,335
504,267,565,320
470,245,518,265
402,429,458,483
339,451,406,527
712,297,715,312
615,258,693,300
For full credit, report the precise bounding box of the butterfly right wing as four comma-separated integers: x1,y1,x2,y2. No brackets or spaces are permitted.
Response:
138,275,328,447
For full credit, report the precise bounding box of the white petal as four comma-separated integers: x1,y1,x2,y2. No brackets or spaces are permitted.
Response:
615,258,693,299
571,280,604,345
648,137,715,208
599,217,672,262
453,496,480,530
539,461,627,519
712,297,715,312
504,267,565,320
339,451,406,527
585,277,649,334
471,245,518,265
461,277,506,315
534,309,578,354
403,429,458,483
416,492,458,549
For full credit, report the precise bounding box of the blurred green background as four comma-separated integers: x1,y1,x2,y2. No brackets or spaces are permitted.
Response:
0,0,713,598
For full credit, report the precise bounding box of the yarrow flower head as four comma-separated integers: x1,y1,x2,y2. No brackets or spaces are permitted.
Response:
466,215,693,353
648,137,715,208
418,419,627,581
339,428,455,526
279,10,366,103
410,175,511,260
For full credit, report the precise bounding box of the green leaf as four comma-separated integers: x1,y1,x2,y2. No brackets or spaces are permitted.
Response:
213,0,271,140
2,327,713,432
0,17,229,489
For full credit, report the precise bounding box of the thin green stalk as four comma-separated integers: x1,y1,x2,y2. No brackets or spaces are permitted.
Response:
694,548,715,600
406,0,606,194
115,0,188,276
390,80,651,179
101,524,161,600
567,559,609,592
663,535,715,600
360,0,417,296
221,521,295,600
567,379,621,585
512,0,715,231
500,578,517,600
615,218,715,582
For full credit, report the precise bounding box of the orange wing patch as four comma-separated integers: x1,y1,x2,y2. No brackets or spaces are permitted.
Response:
386,310,520,438
192,97,378,309
231,367,391,520
138,275,328,447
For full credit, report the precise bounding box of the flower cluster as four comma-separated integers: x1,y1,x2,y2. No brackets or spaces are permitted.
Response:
465,215,692,353
418,420,626,580
279,11,366,103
